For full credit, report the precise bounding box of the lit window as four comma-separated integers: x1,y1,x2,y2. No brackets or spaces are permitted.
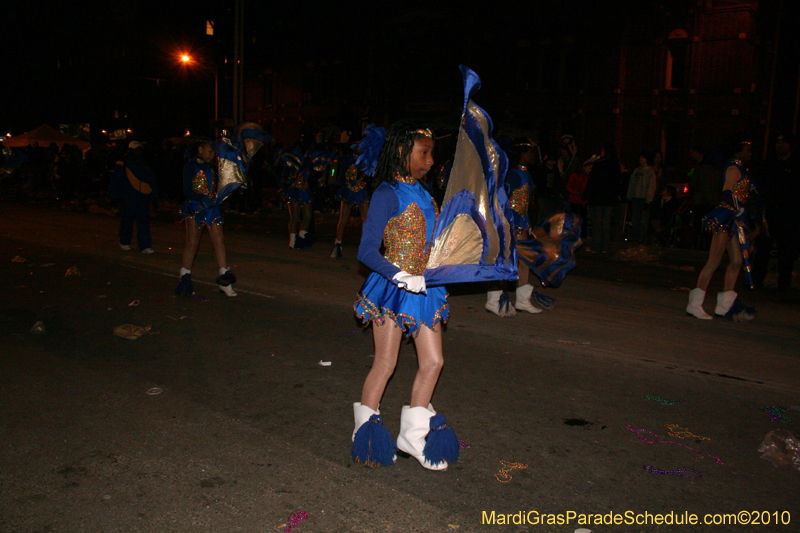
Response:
206,20,214,36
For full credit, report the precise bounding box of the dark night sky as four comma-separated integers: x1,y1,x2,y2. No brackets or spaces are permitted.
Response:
2,1,798,142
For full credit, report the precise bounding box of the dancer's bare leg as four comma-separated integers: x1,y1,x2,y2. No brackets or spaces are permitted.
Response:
336,202,352,242
182,221,203,270
724,234,743,291
360,321,403,411
409,325,444,408
697,232,729,291
207,224,228,270
288,201,300,235
300,202,313,233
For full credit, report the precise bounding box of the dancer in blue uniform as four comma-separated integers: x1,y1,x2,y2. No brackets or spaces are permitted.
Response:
486,138,543,316
175,139,237,298
331,149,370,259
686,135,756,321
279,147,313,249
350,121,458,471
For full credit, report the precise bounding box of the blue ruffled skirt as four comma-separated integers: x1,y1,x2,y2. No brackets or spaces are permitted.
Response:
355,273,448,337
180,200,223,227
283,186,313,204
336,185,370,206
702,207,736,238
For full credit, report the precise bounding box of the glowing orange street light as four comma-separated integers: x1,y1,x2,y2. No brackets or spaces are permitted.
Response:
178,51,219,127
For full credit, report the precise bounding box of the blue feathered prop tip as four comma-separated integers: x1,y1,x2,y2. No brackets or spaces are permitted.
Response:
423,413,459,467
175,273,193,297
351,414,396,468
725,299,756,322
355,124,387,177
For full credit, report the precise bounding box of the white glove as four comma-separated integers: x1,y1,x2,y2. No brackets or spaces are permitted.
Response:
393,270,427,294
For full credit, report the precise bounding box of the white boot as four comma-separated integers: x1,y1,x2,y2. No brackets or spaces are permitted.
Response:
486,290,516,317
396,405,449,471
217,267,237,297
715,291,737,317
686,288,712,320
515,284,543,314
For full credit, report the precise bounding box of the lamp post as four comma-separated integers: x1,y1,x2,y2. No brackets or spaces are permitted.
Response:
180,53,219,132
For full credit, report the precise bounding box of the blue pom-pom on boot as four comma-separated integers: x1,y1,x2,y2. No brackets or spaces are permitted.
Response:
423,413,460,466
351,403,396,468
175,268,193,297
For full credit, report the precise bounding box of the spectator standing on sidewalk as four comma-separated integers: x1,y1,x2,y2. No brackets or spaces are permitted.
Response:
110,141,157,254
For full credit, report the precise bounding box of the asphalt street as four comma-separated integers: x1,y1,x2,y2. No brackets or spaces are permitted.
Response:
1,200,799,533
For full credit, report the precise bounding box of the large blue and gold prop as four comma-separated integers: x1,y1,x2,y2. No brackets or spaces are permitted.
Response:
214,122,273,203
517,213,582,288
424,65,517,286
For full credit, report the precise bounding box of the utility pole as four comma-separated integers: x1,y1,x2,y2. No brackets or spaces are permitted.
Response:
232,0,244,125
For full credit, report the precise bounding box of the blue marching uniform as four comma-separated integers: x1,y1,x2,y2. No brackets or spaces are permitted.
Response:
110,154,158,250
505,165,533,234
335,155,370,206
355,176,448,337
180,158,222,226
702,160,751,237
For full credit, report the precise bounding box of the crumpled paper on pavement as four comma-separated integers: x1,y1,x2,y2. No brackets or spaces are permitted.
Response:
113,324,151,340
758,429,800,471
614,245,658,263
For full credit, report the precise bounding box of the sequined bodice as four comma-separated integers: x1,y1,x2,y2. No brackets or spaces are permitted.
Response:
345,164,366,193
510,183,531,216
383,181,438,276
191,159,216,199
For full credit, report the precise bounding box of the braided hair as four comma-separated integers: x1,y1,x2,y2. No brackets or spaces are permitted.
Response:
373,120,433,188
185,137,213,162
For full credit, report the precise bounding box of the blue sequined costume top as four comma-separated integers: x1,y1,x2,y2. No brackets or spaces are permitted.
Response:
335,155,370,206
181,158,223,226
505,166,533,234
355,177,448,337
702,160,750,239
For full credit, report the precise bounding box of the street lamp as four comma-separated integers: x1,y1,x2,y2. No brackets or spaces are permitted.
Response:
178,52,219,129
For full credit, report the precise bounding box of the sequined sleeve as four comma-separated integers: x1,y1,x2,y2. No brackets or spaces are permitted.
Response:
357,184,402,280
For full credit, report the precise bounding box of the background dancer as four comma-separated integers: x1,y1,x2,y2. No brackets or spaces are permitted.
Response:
686,135,756,321
331,146,370,259
486,138,542,315
175,139,237,298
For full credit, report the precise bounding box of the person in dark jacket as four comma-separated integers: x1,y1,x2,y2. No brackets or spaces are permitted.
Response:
110,141,158,253
582,143,621,253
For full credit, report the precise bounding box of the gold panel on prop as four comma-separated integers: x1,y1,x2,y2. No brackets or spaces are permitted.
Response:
427,213,484,268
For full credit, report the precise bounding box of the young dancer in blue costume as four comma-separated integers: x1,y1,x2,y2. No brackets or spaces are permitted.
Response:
279,147,314,249
350,121,458,471
175,139,237,297
486,138,543,316
686,135,756,321
331,149,370,259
